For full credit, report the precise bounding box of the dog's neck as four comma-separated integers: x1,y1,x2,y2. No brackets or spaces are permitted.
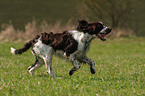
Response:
68,29,95,44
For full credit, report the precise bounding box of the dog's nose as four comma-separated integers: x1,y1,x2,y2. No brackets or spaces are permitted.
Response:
105,27,112,33
107,28,112,32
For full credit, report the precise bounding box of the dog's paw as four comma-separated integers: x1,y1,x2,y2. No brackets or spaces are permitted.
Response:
90,67,95,74
69,70,74,76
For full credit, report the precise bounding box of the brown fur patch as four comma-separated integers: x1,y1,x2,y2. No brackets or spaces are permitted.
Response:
76,20,104,35
40,31,78,56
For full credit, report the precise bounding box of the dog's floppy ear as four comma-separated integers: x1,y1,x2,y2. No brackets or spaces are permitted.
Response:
76,20,88,31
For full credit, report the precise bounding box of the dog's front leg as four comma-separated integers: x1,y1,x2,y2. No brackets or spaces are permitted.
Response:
69,55,81,76
81,56,96,74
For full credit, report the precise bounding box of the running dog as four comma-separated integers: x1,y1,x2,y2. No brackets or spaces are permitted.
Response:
11,20,112,78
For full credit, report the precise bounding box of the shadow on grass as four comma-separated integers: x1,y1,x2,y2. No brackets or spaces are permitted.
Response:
38,74,48,77
37,74,63,79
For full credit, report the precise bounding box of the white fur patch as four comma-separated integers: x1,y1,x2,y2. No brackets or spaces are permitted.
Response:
68,30,92,52
11,47,16,55
69,30,85,42
32,39,54,59
100,26,107,33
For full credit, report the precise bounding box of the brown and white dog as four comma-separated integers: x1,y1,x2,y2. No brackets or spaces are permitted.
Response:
10,20,111,78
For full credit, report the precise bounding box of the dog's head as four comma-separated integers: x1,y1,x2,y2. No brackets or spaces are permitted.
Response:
76,20,112,41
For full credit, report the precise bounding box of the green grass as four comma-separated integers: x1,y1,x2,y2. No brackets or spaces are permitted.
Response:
0,38,145,96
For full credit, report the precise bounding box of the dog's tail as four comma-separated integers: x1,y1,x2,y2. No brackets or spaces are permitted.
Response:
11,41,32,55
11,35,40,55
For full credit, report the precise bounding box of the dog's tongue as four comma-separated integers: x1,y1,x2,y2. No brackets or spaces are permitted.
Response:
97,34,106,41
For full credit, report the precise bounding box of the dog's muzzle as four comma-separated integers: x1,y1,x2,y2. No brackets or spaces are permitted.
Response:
96,26,112,41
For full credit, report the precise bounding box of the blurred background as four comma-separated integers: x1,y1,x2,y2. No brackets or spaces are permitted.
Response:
0,0,144,41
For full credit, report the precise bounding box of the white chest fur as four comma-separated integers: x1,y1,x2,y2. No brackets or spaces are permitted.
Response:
68,30,92,52
69,30,85,51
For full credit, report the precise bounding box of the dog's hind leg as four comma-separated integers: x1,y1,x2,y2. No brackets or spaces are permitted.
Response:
42,49,56,78
69,55,81,76
79,56,95,74
28,57,44,76
43,56,56,78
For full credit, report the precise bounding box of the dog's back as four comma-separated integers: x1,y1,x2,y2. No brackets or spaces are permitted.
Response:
40,31,78,56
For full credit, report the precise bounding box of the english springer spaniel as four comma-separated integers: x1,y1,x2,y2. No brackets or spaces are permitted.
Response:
11,20,112,78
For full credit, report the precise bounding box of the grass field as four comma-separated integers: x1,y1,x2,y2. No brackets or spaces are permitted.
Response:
0,38,145,96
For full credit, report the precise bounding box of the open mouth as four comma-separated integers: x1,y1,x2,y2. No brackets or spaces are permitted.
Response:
97,27,112,41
